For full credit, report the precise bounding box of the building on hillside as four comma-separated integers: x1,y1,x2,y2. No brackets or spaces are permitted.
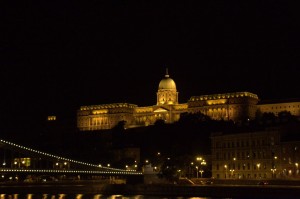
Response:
77,69,300,131
187,92,259,121
77,69,187,131
257,99,300,117
211,129,300,179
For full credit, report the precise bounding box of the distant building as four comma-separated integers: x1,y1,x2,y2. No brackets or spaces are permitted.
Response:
211,129,300,179
77,69,300,131
257,99,300,117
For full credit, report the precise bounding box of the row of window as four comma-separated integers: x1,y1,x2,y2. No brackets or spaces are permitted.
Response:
261,105,300,110
215,163,273,171
214,137,276,148
215,150,272,160
215,173,269,179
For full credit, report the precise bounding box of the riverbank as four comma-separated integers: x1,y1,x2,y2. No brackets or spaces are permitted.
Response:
1,182,300,198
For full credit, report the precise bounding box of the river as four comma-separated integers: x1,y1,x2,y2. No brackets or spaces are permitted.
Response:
0,194,222,199
1,182,300,199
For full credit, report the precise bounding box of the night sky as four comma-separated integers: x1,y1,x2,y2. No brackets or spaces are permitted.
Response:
1,1,300,132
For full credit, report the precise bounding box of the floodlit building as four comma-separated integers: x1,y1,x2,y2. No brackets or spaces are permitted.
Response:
257,99,300,117
77,69,187,131
211,129,300,179
77,70,300,131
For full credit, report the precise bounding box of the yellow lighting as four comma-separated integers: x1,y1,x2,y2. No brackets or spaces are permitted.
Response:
47,116,56,121
207,99,227,105
92,110,108,114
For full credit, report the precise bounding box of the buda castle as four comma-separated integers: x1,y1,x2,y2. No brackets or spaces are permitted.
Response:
77,70,300,131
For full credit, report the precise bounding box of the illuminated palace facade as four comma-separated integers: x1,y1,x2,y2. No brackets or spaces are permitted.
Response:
77,71,300,131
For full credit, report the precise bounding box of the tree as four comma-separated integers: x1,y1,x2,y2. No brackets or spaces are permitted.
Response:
278,111,296,123
154,119,165,126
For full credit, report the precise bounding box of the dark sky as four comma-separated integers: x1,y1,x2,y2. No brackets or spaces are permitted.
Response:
1,1,300,131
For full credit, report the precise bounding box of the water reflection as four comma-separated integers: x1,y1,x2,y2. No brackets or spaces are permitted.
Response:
0,194,218,199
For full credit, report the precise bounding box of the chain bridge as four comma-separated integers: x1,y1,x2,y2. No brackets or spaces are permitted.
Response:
0,139,143,184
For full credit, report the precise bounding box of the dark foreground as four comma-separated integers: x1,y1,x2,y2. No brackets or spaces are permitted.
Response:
1,182,300,198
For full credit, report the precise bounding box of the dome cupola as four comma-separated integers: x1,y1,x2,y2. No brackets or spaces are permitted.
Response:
158,68,176,90
157,68,179,105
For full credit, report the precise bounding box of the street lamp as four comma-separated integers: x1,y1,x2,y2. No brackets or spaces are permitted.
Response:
196,157,202,161
257,163,260,170
271,168,276,178
199,170,204,178
224,164,228,179
196,166,199,178
196,157,206,178
230,169,235,178
190,162,194,178
177,170,181,178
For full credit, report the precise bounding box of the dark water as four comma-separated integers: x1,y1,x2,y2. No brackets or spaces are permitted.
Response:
0,194,228,199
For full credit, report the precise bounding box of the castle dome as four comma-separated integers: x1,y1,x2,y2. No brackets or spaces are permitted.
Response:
158,69,176,90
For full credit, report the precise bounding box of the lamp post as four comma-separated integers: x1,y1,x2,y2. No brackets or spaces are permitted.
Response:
196,156,206,179
199,170,204,178
295,163,299,176
271,168,276,178
230,169,235,178
190,162,194,178
196,166,199,178
224,164,228,179
257,163,260,170
177,170,181,178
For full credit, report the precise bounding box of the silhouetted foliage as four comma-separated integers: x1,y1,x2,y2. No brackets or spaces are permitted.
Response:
278,111,297,123
112,120,126,131
112,120,126,148
154,119,166,126
178,112,211,124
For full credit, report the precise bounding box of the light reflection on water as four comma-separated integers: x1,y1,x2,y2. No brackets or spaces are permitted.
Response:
0,194,228,199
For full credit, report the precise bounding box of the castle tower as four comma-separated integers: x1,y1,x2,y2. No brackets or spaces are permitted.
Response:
157,68,179,105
